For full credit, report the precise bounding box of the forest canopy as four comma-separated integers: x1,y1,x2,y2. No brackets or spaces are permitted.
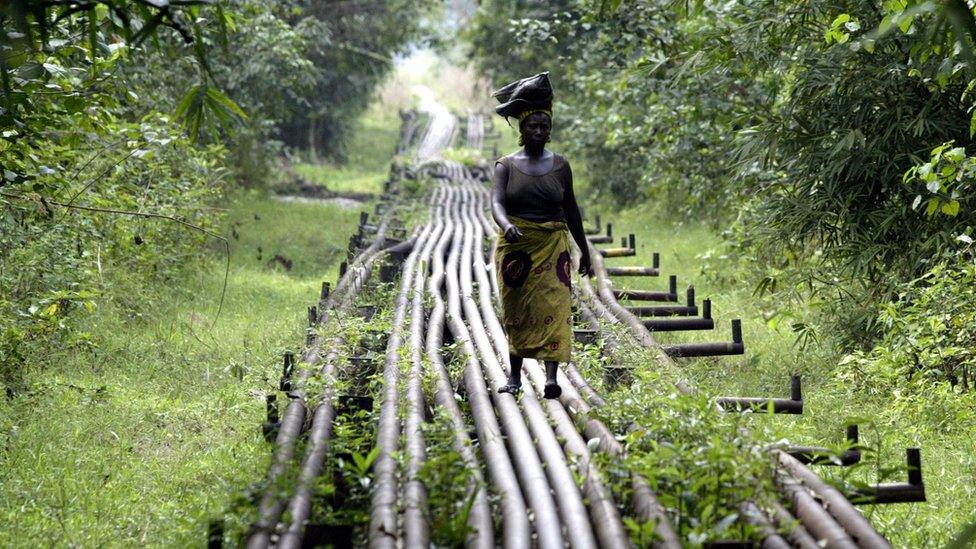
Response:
467,0,976,364
0,0,433,393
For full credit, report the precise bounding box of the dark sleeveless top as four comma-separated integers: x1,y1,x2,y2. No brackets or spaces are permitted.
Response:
495,153,568,222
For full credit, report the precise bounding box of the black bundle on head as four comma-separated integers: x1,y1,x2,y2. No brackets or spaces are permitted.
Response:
492,72,554,124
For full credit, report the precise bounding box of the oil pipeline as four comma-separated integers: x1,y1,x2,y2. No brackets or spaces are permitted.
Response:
213,109,925,548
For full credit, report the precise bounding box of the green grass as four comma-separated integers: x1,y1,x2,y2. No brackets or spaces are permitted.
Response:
292,105,400,196
0,190,365,546
585,203,976,547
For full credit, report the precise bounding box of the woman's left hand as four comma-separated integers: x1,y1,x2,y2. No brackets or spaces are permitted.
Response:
578,254,594,277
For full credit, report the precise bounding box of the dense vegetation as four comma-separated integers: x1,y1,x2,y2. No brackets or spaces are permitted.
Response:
468,0,976,375
0,1,433,395
1,0,422,537
467,1,976,543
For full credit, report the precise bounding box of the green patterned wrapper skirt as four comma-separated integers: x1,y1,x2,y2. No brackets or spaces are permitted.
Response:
496,215,573,362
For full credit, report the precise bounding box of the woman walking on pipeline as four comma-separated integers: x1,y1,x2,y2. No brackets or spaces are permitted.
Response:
490,72,593,399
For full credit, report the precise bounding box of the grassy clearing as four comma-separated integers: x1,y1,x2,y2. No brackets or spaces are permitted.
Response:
291,105,400,196
0,191,363,545
0,190,370,545
582,202,976,547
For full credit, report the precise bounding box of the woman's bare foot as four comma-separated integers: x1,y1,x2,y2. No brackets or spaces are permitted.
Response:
498,381,521,395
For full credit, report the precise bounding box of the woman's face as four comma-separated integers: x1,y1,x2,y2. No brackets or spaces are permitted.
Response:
520,112,551,146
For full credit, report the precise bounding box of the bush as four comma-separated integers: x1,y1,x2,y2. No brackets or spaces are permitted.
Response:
0,114,228,395
838,241,976,394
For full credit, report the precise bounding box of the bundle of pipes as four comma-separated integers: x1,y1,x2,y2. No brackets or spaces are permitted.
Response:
238,107,445,548
604,254,661,276
237,98,922,545
244,169,408,549
362,164,688,547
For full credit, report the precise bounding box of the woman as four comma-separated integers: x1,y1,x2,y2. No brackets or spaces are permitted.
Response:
490,72,593,399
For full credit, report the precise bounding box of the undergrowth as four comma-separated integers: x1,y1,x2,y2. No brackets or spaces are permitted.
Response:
582,200,976,546
574,326,774,545
0,190,362,546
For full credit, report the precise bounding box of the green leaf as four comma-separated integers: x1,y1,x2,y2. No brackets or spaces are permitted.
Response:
926,198,940,216
941,200,961,216
942,0,976,70
174,83,207,141
204,86,248,120
898,13,913,33
946,146,967,162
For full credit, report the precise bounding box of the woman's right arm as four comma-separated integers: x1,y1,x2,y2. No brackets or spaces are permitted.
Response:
492,160,522,242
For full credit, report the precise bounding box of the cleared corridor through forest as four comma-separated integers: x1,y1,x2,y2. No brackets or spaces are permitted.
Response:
237,107,921,548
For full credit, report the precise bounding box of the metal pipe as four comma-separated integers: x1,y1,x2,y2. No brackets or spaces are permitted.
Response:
774,472,858,548
424,185,495,547
246,345,318,548
568,301,610,409
770,501,827,549
850,448,925,504
613,275,679,302
615,288,679,301
455,184,569,549
716,375,803,414
368,221,434,549
717,397,802,414
464,184,600,548
662,320,745,358
585,238,677,373
276,347,342,549
442,185,531,547
599,246,636,257
739,502,791,549
786,425,861,466
582,242,824,548
582,238,881,546
777,452,893,548
573,328,598,344
662,341,744,358
564,362,607,408
402,198,447,547
584,210,601,235
540,243,684,547
279,352,294,392
643,316,714,332
265,192,404,546
606,266,660,276
248,210,395,548
521,360,632,548
208,519,224,549
628,305,699,317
